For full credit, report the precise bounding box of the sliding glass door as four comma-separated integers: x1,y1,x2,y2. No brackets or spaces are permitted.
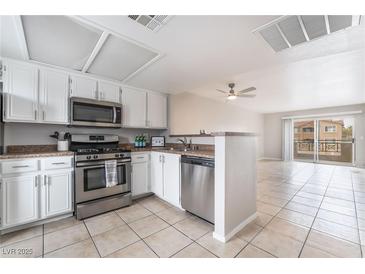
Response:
317,118,354,164
292,117,354,165
293,120,316,161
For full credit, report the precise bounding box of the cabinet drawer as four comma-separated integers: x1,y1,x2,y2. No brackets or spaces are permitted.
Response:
1,159,39,174
131,153,149,163
43,157,73,170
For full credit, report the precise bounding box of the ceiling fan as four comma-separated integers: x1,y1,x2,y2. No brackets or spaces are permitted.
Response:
216,83,256,100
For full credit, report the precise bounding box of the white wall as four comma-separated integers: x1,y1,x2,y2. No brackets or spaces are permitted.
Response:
3,123,164,147
263,104,365,167
168,92,264,157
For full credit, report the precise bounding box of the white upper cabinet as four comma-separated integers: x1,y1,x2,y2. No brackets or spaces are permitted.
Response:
121,86,147,128
98,80,120,103
70,75,98,100
39,68,69,124
3,60,39,122
1,58,168,129
147,92,167,129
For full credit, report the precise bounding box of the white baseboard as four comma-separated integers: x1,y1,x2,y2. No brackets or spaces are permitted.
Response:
212,212,257,243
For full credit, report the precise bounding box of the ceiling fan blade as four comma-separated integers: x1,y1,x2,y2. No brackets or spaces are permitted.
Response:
216,89,228,94
237,87,256,94
237,94,256,98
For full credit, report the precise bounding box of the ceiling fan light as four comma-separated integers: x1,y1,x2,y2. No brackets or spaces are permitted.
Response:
227,94,237,100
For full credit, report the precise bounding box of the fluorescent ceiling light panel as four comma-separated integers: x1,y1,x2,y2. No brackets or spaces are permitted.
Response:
87,34,158,81
254,15,361,52
22,15,102,70
301,15,327,40
278,16,307,46
328,15,353,32
259,25,289,52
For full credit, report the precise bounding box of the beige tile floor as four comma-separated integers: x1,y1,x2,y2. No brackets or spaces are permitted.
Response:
1,160,365,258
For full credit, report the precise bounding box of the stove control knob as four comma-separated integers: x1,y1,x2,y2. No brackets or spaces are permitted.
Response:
93,155,98,159
119,153,124,158
115,154,120,158
86,156,91,160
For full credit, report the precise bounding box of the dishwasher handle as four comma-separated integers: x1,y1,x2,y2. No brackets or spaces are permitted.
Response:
181,156,215,168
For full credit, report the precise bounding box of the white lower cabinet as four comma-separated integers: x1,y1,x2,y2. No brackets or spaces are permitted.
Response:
150,152,164,198
131,153,150,197
162,153,181,206
41,170,73,218
1,175,39,227
150,152,181,207
0,156,73,230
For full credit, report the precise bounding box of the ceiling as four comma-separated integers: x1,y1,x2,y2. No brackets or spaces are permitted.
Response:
1,15,364,113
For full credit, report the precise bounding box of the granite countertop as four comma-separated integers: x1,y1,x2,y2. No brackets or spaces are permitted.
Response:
0,145,74,160
0,151,75,160
131,147,215,159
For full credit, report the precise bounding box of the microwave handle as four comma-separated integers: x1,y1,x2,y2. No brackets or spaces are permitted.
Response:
113,107,116,123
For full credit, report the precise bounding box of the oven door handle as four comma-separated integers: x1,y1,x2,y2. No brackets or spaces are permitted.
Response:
76,161,131,168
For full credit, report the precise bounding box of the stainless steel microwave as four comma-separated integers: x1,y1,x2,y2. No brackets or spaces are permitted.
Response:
70,97,122,128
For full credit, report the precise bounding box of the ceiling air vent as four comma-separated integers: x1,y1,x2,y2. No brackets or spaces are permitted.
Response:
128,15,170,31
253,15,362,52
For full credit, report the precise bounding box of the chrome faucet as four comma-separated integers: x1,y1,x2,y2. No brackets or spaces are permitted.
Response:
177,137,192,151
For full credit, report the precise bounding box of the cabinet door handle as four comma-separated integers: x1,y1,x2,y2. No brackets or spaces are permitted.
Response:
52,162,66,165
34,110,37,120
95,90,98,100
12,165,29,168
35,176,38,187
44,175,47,186
43,111,45,121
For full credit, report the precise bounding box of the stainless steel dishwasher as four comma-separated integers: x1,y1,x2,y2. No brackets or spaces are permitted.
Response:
181,156,215,223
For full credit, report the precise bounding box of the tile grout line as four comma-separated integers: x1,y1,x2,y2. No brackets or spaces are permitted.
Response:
297,166,335,257
114,204,161,258
103,197,192,258
123,220,161,258
42,224,94,257
137,197,218,257
83,219,102,258
238,164,317,257
351,169,363,257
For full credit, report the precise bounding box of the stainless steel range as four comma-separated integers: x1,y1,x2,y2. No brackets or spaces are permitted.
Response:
70,134,132,219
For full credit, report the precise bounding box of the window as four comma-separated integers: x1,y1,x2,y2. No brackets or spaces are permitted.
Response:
325,126,336,132
303,127,314,132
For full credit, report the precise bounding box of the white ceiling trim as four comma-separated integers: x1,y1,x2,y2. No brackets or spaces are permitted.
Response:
276,24,291,48
297,16,310,41
281,110,363,120
13,16,29,60
70,15,164,83
352,15,362,26
251,15,289,33
324,15,330,34
81,31,109,73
